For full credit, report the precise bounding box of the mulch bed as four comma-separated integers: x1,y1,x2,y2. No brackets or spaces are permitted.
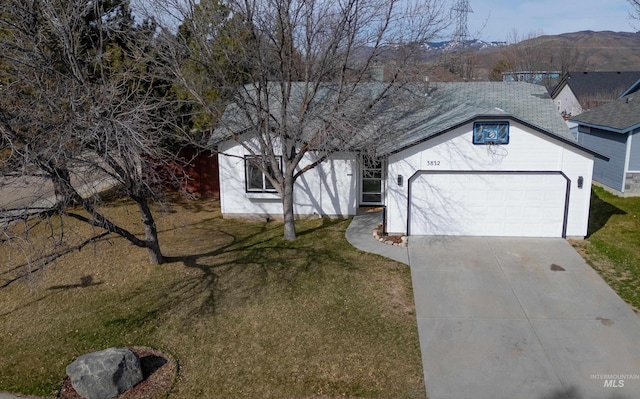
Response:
374,223,406,246
58,347,176,399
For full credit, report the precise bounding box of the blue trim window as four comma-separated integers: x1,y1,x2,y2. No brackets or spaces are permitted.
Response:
245,156,280,193
473,122,509,144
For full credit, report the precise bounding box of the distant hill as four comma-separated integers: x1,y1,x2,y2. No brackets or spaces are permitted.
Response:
504,30,640,71
425,31,640,81
468,31,640,79
357,31,640,83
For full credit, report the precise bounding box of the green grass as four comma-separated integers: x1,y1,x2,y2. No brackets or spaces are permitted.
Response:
0,198,425,398
572,185,640,312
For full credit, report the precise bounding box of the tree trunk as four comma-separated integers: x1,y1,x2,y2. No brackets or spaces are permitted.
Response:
136,197,164,265
282,174,296,241
48,164,83,208
52,167,72,204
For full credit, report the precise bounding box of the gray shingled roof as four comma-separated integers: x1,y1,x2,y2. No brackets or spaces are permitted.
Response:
375,81,574,155
570,94,640,133
211,81,601,157
550,71,640,101
209,82,394,146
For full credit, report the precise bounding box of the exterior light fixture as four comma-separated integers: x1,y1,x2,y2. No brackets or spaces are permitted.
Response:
578,176,584,189
397,175,403,187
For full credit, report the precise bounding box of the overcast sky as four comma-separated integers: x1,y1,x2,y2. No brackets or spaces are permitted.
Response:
452,0,637,42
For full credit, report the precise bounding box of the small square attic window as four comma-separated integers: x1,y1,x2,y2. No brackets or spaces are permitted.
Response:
473,122,509,144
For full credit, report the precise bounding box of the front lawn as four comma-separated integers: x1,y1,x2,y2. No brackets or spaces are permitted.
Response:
573,185,640,312
0,198,425,398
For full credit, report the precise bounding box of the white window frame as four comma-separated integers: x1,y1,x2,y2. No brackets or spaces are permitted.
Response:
245,156,281,193
360,156,385,205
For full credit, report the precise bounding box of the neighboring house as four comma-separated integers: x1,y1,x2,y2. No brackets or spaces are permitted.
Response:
501,70,561,85
550,71,640,119
211,82,605,239
570,94,640,196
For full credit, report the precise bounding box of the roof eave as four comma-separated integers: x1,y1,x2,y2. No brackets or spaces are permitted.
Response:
208,126,253,148
568,120,640,135
618,77,640,98
384,114,609,161
550,75,570,98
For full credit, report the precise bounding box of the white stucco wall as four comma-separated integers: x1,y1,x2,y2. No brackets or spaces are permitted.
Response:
385,121,595,238
218,138,357,219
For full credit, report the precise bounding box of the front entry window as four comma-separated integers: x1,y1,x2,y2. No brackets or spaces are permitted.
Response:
361,157,383,205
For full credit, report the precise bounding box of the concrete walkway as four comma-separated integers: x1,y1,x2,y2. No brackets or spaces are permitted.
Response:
345,213,640,399
0,166,119,225
344,210,409,265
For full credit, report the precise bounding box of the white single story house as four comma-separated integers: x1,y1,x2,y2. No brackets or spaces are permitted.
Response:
211,82,606,239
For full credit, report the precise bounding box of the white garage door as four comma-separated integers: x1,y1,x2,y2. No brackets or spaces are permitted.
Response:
409,172,567,237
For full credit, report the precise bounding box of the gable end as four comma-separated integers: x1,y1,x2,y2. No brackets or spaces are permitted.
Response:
386,115,607,160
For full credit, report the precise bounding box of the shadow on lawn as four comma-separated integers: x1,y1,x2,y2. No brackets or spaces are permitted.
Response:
162,218,351,315
48,274,103,290
587,187,626,238
0,214,351,323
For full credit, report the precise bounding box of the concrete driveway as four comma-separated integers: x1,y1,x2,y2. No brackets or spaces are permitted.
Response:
408,236,640,399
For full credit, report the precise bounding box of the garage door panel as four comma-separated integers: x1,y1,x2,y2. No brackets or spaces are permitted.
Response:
507,191,526,201
410,173,566,237
504,207,523,218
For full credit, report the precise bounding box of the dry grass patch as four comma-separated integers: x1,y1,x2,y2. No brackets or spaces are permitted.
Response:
0,197,425,398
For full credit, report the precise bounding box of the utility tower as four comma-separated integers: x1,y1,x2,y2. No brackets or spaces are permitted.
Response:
451,0,473,42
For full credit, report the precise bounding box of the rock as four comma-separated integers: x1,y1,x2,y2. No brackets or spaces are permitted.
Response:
66,347,143,399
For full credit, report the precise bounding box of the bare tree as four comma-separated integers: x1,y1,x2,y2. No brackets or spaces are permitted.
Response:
0,0,185,267
556,43,587,76
490,29,587,89
630,0,640,25
578,88,625,113
149,0,449,240
488,59,513,82
441,49,479,80
502,29,551,78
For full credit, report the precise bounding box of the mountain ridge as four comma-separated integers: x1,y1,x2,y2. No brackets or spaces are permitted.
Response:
458,30,640,80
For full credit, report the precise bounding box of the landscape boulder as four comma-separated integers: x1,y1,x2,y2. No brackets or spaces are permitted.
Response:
66,347,143,399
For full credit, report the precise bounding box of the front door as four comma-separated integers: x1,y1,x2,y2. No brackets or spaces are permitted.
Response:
360,157,384,205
